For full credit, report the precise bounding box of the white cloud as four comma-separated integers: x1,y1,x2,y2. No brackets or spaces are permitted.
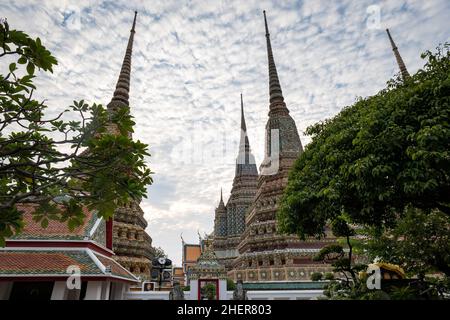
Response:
1,0,449,265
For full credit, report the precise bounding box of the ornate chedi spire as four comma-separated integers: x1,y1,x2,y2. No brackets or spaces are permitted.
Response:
260,11,302,172
263,10,289,116
386,28,410,81
214,189,227,237
211,95,258,270
108,11,137,111
106,12,153,282
228,11,334,282
236,93,257,176
218,188,225,209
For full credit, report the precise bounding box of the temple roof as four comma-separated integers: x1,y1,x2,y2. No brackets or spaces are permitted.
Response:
10,204,99,241
183,244,202,263
188,247,227,280
0,249,138,282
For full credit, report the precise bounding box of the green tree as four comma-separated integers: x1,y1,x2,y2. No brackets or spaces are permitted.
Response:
278,44,450,238
365,207,450,277
313,216,366,285
226,278,236,290
202,283,216,300
0,20,152,244
278,44,450,300
310,272,323,281
324,272,335,281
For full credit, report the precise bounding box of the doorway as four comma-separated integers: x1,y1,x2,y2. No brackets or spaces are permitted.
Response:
198,279,219,300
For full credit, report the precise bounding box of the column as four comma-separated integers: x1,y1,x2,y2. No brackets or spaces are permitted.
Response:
50,281,68,300
101,281,111,300
189,279,198,300
218,279,227,300
84,281,103,300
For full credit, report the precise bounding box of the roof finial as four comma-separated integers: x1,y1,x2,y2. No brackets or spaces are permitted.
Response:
180,232,185,245
108,11,138,110
220,188,223,203
263,10,287,114
386,28,410,81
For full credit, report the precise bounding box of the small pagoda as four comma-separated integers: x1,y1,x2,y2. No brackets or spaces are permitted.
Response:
188,245,227,300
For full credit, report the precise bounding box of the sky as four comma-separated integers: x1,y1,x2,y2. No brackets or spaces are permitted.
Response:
1,0,449,265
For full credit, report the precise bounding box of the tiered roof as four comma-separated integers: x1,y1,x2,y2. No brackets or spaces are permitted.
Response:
0,204,138,283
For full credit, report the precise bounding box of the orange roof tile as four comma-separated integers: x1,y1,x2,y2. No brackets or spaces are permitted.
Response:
0,250,100,275
12,204,97,240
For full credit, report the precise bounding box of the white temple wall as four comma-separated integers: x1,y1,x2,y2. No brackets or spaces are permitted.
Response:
124,289,324,300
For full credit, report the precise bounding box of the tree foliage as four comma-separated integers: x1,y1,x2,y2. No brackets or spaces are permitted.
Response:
278,44,450,239
0,20,152,245
313,216,366,285
310,272,323,281
365,207,450,277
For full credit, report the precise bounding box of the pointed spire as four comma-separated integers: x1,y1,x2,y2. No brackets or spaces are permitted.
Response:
217,188,226,211
237,94,250,164
386,28,410,81
108,11,138,110
236,94,257,175
263,10,288,114
240,93,246,132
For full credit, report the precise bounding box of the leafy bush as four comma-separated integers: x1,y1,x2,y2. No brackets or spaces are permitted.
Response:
310,272,323,281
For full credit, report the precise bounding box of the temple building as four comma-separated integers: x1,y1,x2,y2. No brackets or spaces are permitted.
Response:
0,11,154,300
227,11,335,282
180,238,202,286
212,94,258,269
105,12,154,281
172,267,185,287
0,204,139,300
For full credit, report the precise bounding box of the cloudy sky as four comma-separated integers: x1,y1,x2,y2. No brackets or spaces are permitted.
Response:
1,0,449,265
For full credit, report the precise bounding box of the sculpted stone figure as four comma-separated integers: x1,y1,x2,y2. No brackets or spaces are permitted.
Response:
169,281,185,300
232,280,247,300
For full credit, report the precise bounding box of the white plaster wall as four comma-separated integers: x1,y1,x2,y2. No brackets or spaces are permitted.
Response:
124,289,324,300
126,291,171,300
246,290,324,300
218,279,227,300
189,279,198,300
